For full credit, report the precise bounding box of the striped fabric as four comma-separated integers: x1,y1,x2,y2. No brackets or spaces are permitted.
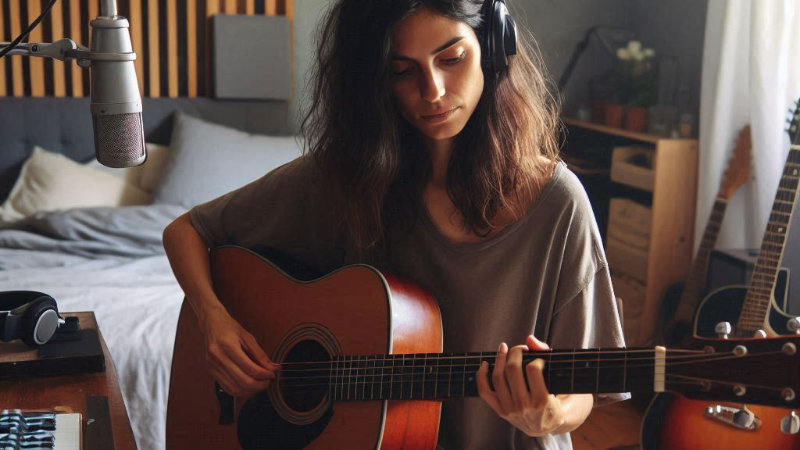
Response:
0,0,293,98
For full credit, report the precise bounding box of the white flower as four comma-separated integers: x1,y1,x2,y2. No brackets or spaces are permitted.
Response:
633,52,645,62
643,48,655,58
627,40,642,54
617,48,632,60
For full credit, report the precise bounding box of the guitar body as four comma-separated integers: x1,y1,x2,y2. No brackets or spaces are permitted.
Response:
693,268,791,338
167,246,443,449
642,394,799,450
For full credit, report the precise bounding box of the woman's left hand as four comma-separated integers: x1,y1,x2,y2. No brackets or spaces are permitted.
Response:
476,335,566,437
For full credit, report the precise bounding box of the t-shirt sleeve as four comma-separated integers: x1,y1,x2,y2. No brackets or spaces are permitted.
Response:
188,156,345,273
549,263,631,406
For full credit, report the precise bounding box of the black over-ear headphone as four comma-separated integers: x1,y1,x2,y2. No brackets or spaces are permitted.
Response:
0,291,63,348
481,0,518,77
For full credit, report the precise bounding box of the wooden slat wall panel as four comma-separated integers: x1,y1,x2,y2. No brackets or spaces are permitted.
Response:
0,0,292,98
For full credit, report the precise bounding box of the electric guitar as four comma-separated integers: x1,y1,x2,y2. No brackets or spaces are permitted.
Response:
642,99,800,449
167,246,800,449
656,124,753,347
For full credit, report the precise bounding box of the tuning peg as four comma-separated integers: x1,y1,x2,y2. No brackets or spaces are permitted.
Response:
715,321,732,339
781,411,800,434
753,329,767,338
788,317,800,334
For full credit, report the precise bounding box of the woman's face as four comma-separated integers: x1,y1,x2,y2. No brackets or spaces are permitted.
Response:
390,7,484,145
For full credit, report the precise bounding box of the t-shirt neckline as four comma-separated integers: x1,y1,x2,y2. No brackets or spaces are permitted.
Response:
418,161,565,253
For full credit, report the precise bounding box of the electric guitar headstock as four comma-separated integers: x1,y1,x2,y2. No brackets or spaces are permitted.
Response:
666,335,800,409
718,125,752,200
790,98,800,146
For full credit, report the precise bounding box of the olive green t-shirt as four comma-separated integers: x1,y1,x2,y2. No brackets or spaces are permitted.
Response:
189,155,627,450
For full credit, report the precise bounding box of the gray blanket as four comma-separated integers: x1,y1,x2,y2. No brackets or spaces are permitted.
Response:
0,204,186,263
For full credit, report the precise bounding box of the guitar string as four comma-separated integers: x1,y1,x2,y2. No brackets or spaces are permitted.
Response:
274,370,788,395
274,349,778,374
274,348,714,371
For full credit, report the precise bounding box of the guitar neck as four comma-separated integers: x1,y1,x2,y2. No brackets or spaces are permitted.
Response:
737,147,800,334
672,198,728,323
281,348,664,401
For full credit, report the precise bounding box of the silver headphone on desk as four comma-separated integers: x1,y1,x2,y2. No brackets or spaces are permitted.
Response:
0,291,64,348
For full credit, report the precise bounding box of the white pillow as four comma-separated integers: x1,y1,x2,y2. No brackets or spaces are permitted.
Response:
85,142,169,194
0,146,151,223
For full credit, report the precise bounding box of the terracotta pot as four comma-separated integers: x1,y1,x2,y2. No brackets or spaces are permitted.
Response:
590,101,606,123
603,103,625,128
625,106,648,132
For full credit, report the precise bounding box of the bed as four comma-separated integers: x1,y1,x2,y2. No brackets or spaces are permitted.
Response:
0,97,302,450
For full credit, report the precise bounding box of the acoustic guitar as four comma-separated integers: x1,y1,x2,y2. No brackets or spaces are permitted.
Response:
167,245,800,449
642,100,800,449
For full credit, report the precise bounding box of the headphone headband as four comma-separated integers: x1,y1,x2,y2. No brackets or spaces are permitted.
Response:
482,0,518,77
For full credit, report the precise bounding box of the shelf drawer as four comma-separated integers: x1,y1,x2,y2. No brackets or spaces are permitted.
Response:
611,271,646,345
610,146,655,191
606,236,648,281
607,197,652,251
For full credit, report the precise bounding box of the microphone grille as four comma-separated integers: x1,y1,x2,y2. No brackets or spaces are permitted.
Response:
93,112,146,168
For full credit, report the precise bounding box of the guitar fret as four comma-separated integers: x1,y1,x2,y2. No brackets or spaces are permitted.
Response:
421,355,426,399
389,354,395,400
446,353,452,398
462,352,467,398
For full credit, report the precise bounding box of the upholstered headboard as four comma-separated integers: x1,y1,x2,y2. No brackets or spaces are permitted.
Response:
0,97,290,202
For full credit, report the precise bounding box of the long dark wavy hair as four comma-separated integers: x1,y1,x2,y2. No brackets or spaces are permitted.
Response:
301,0,562,258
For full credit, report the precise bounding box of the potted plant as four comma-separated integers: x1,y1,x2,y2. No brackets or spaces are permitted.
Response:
612,41,656,132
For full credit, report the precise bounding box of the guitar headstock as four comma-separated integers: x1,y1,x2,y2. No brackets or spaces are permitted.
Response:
667,335,800,408
790,98,800,146
719,125,752,200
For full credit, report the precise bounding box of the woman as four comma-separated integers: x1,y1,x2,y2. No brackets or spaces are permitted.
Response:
163,0,626,448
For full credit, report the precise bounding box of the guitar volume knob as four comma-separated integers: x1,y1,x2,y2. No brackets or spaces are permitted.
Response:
781,411,800,435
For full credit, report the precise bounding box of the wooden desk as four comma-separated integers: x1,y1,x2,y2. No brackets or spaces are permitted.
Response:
0,311,136,450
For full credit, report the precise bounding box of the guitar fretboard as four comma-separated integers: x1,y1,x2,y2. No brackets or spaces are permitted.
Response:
278,349,658,401
673,198,728,323
737,147,800,335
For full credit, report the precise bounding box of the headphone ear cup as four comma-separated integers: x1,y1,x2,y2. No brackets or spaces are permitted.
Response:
21,297,59,348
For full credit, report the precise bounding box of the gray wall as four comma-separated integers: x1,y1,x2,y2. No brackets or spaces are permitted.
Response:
289,0,708,132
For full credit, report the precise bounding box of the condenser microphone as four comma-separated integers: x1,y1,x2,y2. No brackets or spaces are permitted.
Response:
88,2,146,168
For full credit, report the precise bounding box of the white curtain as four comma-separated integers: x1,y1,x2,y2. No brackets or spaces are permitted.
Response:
697,0,800,250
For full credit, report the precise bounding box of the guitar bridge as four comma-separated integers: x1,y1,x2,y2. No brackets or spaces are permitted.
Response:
704,404,761,431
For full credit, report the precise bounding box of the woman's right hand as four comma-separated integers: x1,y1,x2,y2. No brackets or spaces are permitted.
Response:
199,309,280,397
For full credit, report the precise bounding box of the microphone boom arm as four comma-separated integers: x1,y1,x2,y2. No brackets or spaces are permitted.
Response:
0,39,135,67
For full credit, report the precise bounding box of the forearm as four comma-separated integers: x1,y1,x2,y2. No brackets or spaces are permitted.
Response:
552,393,593,434
162,213,228,324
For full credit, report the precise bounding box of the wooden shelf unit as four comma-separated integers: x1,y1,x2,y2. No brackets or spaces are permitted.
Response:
563,117,699,346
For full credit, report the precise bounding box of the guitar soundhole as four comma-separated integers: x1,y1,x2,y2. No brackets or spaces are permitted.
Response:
280,339,330,413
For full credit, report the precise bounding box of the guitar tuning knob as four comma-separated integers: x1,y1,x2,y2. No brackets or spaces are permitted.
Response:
753,329,767,338
788,317,800,334
715,321,732,339
781,411,800,435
